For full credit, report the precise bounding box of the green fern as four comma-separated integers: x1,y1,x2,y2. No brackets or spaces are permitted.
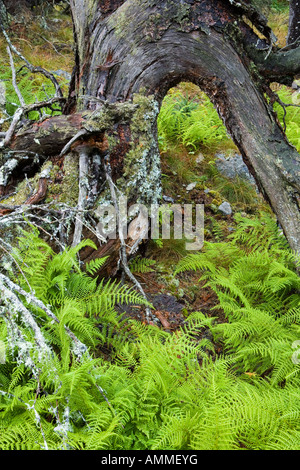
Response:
0,62,65,120
129,255,156,274
176,213,300,390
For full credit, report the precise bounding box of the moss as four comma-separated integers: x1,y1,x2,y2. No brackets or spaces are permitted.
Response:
107,134,118,150
107,0,137,38
211,197,223,206
40,154,79,206
3,181,31,205
174,2,191,27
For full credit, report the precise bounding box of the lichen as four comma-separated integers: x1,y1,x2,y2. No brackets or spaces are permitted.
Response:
0,158,19,187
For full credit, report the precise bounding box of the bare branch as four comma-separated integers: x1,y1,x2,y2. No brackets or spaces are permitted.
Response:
59,129,88,157
7,45,25,107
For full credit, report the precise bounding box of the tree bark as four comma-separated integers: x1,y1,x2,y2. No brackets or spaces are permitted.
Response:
68,0,300,253
2,0,300,258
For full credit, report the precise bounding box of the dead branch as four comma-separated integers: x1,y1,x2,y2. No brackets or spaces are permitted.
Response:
0,276,52,356
265,86,300,132
0,97,65,150
0,157,19,195
0,22,64,100
0,272,88,358
59,129,88,157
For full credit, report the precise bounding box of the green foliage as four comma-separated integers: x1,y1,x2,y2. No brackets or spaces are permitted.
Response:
270,0,289,12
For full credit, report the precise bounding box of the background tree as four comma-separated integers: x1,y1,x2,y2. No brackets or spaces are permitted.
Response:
287,0,300,44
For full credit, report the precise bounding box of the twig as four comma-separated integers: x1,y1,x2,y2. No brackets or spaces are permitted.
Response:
1,107,23,148
276,99,300,132
59,129,88,157
0,278,52,356
279,37,300,52
0,388,49,450
0,97,65,149
0,241,32,292
266,86,300,132
41,35,63,56
24,177,48,205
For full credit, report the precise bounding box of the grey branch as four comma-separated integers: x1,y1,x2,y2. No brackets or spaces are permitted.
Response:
7,45,25,107
0,97,65,149
59,129,88,157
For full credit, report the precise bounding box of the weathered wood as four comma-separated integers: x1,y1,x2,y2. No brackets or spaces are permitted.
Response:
71,146,89,247
24,177,48,205
11,113,86,157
